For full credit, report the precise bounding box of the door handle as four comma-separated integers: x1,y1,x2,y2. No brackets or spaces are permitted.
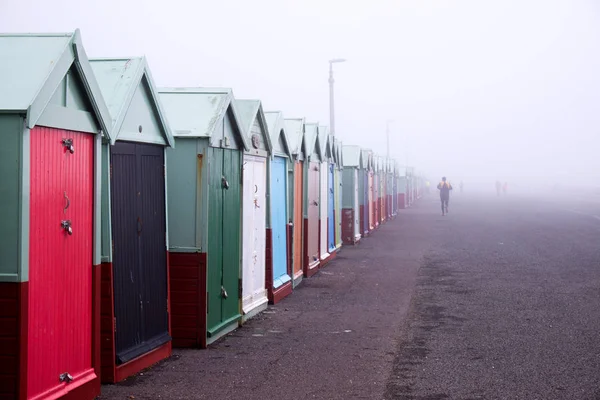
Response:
221,286,228,299
61,220,72,235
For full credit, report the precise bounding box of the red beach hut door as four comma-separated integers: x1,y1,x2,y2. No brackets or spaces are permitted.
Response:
28,127,95,399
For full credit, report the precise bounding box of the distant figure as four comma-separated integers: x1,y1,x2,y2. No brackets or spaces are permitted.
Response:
496,181,502,196
437,177,453,216
459,181,464,193
503,182,508,195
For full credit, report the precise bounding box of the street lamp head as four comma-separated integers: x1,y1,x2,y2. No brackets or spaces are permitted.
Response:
329,58,347,64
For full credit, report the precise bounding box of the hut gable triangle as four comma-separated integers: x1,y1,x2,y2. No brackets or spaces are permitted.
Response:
0,30,113,139
90,57,174,146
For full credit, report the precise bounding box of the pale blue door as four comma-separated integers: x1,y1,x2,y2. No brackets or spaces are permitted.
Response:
271,157,290,287
328,164,335,252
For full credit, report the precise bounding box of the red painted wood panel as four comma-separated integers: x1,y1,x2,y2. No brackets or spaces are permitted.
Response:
342,209,355,245
29,127,94,399
100,262,116,383
169,252,206,349
0,282,19,399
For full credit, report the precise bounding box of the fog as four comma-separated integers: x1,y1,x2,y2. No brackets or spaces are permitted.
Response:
2,0,599,190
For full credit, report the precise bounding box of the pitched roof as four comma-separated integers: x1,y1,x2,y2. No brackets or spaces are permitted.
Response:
342,145,361,167
317,125,332,160
303,122,322,160
284,117,305,155
265,111,292,159
158,87,249,150
0,29,112,139
361,149,372,169
235,99,273,154
90,57,174,147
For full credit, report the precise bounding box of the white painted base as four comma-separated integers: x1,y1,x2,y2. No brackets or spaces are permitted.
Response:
206,322,238,346
241,297,269,324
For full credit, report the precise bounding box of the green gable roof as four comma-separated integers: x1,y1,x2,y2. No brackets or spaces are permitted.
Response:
90,57,174,147
265,111,292,159
235,99,273,155
0,29,112,139
303,122,322,161
284,117,305,156
158,87,249,150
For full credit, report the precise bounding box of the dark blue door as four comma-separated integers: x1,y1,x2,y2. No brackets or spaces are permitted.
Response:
328,164,335,252
271,157,290,287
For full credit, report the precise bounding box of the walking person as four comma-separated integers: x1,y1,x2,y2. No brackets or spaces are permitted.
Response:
437,177,453,216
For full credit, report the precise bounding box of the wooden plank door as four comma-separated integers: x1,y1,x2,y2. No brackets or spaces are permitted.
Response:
327,164,335,252
353,169,360,237
270,157,289,286
292,162,303,278
220,149,241,326
29,127,94,399
319,163,328,258
207,148,224,335
241,156,255,313
111,142,169,364
252,159,267,302
137,144,169,349
307,162,319,267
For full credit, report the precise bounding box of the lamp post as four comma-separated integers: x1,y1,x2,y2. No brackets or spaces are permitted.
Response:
328,58,346,137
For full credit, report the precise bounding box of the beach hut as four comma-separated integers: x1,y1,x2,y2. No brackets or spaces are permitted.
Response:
392,160,399,216
0,30,112,400
159,87,248,348
236,99,273,321
90,57,174,382
379,157,387,224
342,146,362,245
333,138,344,249
327,133,337,256
359,149,372,236
318,126,335,266
284,118,306,287
398,165,407,209
386,159,395,220
264,111,293,303
372,156,381,228
303,123,322,277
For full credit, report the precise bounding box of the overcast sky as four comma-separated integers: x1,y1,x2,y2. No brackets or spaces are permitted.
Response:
2,0,599,185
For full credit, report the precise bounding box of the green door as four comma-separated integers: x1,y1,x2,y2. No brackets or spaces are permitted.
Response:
207,148,241,338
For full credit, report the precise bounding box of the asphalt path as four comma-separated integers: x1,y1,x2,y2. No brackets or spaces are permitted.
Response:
100,192,600,400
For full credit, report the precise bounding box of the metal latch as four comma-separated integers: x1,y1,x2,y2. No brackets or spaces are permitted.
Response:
62,138,74,154
220,286,228,299
61,220,73,235
59,372,73,383
221,176,229,190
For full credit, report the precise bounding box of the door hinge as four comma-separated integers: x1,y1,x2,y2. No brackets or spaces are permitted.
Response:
238,278,242,298
114,317,117,333
110,163,113,179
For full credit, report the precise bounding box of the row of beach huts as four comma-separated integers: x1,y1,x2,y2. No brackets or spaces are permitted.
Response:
0,30,425,400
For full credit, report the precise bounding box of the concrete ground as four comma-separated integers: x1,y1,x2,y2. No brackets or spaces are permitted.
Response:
100,192,600,400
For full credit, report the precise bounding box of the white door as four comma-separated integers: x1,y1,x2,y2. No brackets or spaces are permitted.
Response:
320,162,329,259
252,159,267,302
242,156,268,314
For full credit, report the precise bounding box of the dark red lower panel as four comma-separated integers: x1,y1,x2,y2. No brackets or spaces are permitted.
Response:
271,282,292,305
0,275,100,400
0,282,20,400
169,252,207,349
399,193,406,209
114,342,171,383
319,250,337,268
359,205,365,236
342,208,355,245
100,262,115,383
